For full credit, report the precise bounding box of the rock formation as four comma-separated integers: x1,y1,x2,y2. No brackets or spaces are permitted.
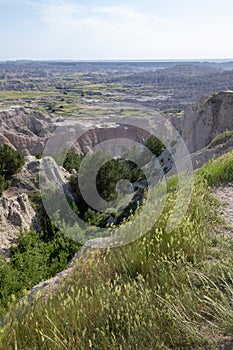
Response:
0,194,39,256
1,91,233,163
180,90,233,153
0,156,73,256
0,107,150,156
0,107,59,155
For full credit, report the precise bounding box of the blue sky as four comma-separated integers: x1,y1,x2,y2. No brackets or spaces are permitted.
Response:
0,0,233,60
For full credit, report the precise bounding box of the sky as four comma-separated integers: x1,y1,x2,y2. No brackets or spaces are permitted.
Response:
0,0,233,60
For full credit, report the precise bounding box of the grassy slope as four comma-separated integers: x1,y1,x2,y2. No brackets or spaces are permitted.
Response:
2,151,233,349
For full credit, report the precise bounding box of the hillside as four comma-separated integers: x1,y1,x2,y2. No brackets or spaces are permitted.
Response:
2,151,233,349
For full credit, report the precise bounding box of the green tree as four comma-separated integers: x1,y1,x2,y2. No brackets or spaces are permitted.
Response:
0,145,24,195
0,144,24,179
63,148,84,172
69,151,146,225
145,135,165,157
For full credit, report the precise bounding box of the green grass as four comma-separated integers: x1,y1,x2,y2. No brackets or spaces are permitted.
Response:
198,149,233,186
2,151,233,349
0,91,59,100
207,130,233,149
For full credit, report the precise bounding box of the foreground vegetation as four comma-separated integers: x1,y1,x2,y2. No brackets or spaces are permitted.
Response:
0,228,81,320
2,151,233,349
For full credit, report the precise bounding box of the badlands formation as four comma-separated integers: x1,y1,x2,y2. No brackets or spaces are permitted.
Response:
0,91,233,254
0,91,232,157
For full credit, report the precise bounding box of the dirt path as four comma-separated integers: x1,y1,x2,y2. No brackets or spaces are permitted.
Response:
212,185,233,349
213,185,233,233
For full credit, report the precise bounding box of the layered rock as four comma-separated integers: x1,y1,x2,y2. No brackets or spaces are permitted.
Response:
0,107,59,155
0,156,73,256
1,92,233,160
0,194,39,255
0,108,151,156
72,123,150,154
180,91,233,153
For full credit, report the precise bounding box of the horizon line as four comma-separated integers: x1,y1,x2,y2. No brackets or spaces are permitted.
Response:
0,58,233,63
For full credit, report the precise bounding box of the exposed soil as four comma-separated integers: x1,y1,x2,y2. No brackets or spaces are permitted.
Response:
213,185,233,233
213,185,233,350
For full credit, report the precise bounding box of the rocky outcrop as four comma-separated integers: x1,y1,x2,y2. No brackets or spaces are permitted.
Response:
0,107,59,155
71,123,150,154
8,156,71,194
0,107,151,156
190,136,233,170
0,194,39,255
180,91,233,153
0,156,73,256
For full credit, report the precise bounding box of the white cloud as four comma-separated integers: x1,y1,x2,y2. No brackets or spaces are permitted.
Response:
10,1,233,59
29,2,175,59
2,0,233,59
94,6,173,24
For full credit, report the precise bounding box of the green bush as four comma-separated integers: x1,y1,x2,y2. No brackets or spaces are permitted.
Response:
145,135,165,157
0,144,24,195
69,151,146,224
63,148,84,172
0,228,81,319
0,144,24,180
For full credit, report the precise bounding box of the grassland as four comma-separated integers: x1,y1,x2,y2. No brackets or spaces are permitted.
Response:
1,151,233,349
0,91,59,100
0,74,173,119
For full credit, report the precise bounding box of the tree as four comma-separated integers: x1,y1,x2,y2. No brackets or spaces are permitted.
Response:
69,151,146,225
145,135,165,157
63,148,84,172
0,144,24,180
0,144,24,195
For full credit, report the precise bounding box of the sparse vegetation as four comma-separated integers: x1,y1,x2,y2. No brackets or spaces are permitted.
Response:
207,130,233,149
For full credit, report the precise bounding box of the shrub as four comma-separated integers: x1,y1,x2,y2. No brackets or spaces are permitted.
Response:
0,144,24,195
145,135,165,157
63,148,84,172
0,228,81,319
69,151,146,223
0,144,24,180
